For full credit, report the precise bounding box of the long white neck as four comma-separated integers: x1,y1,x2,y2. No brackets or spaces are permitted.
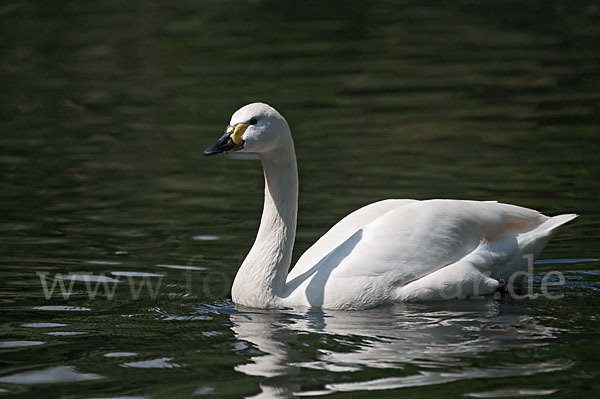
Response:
231,141,298,308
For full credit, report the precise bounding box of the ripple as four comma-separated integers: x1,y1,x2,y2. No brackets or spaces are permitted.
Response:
111,272,162,277
192,235,219,241
34,306,91,311
294,390,331,396
61,274,121,283
535,258,599,265
86,260,123,265
193,301,238,315
161,315,212,321
104,352,137,358
465,388,559,398
45,331,86,336
297,361,361,372
156,264,207,271
21,323,68,328
566,269,600,276
0,341,44,348
322,361,569,393
194,386,215,395
0,365,103,384
121,357,180,369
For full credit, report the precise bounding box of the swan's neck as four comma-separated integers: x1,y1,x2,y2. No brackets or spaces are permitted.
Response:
231,145,298,308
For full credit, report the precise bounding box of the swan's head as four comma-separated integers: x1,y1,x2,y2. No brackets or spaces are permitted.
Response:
204,102,290,156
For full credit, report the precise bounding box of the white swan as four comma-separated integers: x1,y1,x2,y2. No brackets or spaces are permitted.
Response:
204,102,577,310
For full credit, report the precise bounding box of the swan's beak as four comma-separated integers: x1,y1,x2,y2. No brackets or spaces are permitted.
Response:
204,123,248,156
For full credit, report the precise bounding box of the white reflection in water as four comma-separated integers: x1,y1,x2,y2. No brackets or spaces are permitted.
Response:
103,352,137,358
194,386,216,395
45,331,86,336
0,341,44,348
0,365,103,384
324,361,566,392
156,264,207,271
121,357,180,369
21,322,68,328
192,235,220,241
111,271,162,277
230,300,569,397
465,388,559,398
33,305,91,311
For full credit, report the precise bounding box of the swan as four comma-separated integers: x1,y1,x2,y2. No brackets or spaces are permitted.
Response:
204,102,577,310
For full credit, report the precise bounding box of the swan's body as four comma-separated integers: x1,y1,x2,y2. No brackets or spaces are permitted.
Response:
204,103,576,310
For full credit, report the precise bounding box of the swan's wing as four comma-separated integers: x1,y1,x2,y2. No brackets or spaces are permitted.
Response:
333,200,548,281
288,199,417,280
393,211,577,301
284,199,575,308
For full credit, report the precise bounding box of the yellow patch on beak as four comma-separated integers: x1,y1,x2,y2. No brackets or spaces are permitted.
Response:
230,123,249,145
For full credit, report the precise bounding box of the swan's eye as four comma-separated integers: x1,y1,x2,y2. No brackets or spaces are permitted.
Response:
249,118,258,125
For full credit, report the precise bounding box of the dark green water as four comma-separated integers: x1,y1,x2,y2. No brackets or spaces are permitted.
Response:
1,0,600,397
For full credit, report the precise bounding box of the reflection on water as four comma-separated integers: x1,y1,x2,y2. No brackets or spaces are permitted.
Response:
121,357,181,369
231,299,568,397
32,305,91,311
465,388,559,398
0,366,103,385
0,341,45,349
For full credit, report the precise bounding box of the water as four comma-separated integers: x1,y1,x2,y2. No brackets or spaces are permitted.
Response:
1,0,599,397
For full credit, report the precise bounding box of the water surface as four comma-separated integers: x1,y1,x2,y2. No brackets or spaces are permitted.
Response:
1,0,599,397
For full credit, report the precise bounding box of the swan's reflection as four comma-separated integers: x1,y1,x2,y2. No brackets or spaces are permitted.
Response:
230,299,566,397
232,311,301,398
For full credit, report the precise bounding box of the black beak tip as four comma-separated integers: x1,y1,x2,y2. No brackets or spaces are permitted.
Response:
204,134,242,156
203,143,224,156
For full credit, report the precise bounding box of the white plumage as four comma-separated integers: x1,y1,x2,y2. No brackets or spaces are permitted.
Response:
204,102,576,310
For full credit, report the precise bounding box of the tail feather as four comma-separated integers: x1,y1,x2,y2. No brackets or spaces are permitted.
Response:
539,214,578,234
